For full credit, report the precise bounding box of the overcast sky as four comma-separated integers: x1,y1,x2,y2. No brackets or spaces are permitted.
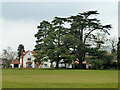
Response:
1,2,118,52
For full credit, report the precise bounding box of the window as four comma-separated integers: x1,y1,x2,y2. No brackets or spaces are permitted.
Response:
28,58,31,60
44,64,48,67
28,52,30,55
26,63,32,68
28,64,32,66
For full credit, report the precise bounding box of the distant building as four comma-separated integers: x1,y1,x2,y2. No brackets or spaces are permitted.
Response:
11,50,35,68
20,50,36,68
10,50,52,68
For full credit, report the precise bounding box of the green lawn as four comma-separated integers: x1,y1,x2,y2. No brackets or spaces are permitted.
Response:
2,69,118,88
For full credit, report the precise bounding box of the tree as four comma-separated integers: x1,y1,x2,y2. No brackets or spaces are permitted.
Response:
68,11,112,69
117,37,120,70
109,37,117,54
17,44,25,60
34,18,75,69
34,10,112,69
93,33,109,49
108,37,117,69
34,20,56,67
51,17,75,68
86,47,113,69
0,47,16,68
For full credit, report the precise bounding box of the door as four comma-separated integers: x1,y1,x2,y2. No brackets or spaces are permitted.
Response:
14,64,18,68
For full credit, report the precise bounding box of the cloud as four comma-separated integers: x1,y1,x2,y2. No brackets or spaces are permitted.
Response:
2,18,39,52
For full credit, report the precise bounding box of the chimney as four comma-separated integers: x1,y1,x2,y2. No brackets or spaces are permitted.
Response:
20,49,24,68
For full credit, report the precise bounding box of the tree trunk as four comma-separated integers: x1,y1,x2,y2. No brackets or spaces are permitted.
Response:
50,62,53,68
56,53,60,69
78,59,82,69
65,63,67,68
56,60,59,69
77,43,85,69
77,28,84,69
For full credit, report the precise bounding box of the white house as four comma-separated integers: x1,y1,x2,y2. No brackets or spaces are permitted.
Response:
11,50,52,68
19,50,36,68
11,59,20,68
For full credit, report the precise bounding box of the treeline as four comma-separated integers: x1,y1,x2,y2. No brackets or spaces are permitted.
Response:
34,10,118,69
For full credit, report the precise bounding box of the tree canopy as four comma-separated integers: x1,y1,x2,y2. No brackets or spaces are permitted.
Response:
34,10,112,69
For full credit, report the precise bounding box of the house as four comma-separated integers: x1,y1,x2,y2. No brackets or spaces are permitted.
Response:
19,50,36,68
11,50,51,68
11,59,20,68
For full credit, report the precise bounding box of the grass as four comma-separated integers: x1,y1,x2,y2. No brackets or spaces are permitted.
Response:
2,69,118,88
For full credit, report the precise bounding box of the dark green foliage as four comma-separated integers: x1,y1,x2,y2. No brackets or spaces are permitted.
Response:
34,10,112,69
117,37,120,70
17,44,25,60
34,19,75,68
86,47,114,69
68,10,111,68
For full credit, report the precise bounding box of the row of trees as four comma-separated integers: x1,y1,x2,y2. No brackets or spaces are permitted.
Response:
34,10,117,69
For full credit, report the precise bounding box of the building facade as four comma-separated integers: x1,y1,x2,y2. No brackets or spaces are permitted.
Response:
11,50,52,68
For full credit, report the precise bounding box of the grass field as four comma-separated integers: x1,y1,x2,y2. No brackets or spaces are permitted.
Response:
2,69,118,88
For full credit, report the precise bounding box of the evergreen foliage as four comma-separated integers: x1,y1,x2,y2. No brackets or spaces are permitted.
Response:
17,44,25,60
34,11,113,69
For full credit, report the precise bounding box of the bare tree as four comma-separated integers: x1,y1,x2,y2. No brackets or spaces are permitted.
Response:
0,47,16,68
109,37,117,54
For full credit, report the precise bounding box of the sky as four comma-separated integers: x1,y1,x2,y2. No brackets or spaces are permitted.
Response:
1,1,118,52
119,2,120,37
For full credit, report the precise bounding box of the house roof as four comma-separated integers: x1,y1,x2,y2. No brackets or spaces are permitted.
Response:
11,59,20,64
31,51,37,55
21,51,37,58
82,61,87,64
36,62,39,64
73,61,87,64
23,51,29,57
26,62,32,64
